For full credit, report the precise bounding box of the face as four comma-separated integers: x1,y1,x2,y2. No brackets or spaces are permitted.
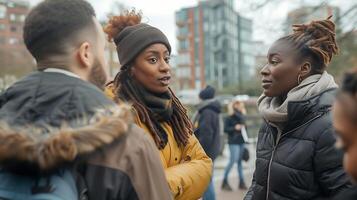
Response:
88,18,108,89
333,99,357,182
233,102,241,111
131,43,171,94
260,40,301,97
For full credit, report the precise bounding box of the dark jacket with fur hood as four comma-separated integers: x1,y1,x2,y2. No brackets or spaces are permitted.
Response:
0,71,172,200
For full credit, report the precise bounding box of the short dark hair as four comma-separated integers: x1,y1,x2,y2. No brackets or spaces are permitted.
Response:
23,0,96,61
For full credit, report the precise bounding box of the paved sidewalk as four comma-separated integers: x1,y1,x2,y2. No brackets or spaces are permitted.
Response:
212,143,256,200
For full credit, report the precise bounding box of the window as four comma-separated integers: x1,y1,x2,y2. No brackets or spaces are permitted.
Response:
179,40,189,50
9,37,19,45
0,24,5,31
194,8,199,22
177,53,190,65
20,14,25,22
9,14,16,21
8,2,15,8
10,26,16,32
175,10,187,23
204,22,209,32
0,5,6,19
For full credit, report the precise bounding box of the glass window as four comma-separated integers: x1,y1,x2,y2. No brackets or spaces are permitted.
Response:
0,5,6,19
194,8,199,22
8,2,14,8
9,14,16,21
9,37,19,44
204,22,209,32
179,40,189,50
0,24,6,31
176,10,187,23
20,14,25,22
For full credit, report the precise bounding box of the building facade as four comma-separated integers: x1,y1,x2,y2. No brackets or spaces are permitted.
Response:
0,0,34,76
175,0,253,90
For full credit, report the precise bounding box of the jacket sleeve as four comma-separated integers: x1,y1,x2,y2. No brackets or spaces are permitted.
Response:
244,171,256,200
313,126,351,197
165,134,213,200
84,126,173,200
196,109,218,152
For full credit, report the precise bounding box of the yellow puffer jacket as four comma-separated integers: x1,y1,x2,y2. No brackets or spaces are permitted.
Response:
105,86,212,200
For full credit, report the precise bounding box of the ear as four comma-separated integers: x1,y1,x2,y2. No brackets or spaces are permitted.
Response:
129,65,136,77
77,42,93,69
300,62,312,78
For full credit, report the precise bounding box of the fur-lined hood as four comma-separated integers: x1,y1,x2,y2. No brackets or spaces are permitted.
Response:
0,105,133,172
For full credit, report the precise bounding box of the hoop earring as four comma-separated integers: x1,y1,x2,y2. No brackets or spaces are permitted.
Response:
297,74,303,85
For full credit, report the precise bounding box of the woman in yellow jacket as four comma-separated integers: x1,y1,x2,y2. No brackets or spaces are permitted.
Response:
104,10,212,200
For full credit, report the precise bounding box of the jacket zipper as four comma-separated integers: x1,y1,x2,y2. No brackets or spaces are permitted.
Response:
265,114,322,200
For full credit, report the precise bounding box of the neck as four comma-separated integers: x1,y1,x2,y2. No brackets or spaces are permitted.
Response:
37,60,88,81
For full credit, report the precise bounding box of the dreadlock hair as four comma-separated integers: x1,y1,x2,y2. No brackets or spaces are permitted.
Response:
104,10,193,149
336,68,357,124
278,15,339,74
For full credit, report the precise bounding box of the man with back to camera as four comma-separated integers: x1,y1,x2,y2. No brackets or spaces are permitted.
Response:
0,0,172,199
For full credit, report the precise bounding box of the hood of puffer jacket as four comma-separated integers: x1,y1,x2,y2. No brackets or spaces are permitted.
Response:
0,71,134,174
0,105,133,173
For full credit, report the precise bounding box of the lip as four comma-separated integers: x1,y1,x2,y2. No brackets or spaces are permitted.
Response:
261,79,272,89
158,76,171,86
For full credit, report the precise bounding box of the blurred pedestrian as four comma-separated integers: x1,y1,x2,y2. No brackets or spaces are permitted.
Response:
244,16,351,200
192,85,222,200
0,1,172,200
104,10,212,200
332,68,357,200
222,100,248,191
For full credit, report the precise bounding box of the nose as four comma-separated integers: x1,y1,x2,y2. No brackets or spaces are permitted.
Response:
260,63,270,76
159,59,171,73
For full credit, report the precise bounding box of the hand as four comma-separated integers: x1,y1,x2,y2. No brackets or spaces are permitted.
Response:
235,124,242,131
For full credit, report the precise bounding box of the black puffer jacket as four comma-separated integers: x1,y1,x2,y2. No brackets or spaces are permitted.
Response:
331,185,357,200
224,110,246,145
244,89,351,200
0,71,172,200
194,99,221,161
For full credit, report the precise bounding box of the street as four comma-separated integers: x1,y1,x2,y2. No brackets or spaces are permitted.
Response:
213,143,256,200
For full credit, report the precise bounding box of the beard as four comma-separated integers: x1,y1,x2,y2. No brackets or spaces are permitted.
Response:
88,58,107,90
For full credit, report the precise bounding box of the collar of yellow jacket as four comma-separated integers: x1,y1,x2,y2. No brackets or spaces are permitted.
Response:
105,84,116,100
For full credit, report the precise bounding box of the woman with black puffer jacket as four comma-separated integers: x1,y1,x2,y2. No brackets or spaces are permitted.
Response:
244,16,351,200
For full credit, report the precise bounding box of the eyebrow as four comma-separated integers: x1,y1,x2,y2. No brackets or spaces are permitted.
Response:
267,53,280,59
144,50,169,55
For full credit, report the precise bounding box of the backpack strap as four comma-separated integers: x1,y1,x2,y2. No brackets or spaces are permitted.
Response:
73,164,88,200
31,176,53,195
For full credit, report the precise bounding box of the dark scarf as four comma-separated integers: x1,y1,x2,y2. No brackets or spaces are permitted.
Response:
121,78,173,120
119,78,173,148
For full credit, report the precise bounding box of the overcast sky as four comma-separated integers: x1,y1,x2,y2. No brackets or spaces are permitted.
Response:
29,0,355,54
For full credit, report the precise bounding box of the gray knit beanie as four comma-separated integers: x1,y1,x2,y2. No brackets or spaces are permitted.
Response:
113,23,171,67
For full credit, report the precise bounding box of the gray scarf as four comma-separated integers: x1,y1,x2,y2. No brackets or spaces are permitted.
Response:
257,71,337,126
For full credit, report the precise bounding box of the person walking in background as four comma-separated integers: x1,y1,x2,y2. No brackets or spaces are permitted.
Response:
0,1,172,199
104,10,212,200
244,16,351,200
192,85,222,200
222,100,248,191
332,68,357,200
